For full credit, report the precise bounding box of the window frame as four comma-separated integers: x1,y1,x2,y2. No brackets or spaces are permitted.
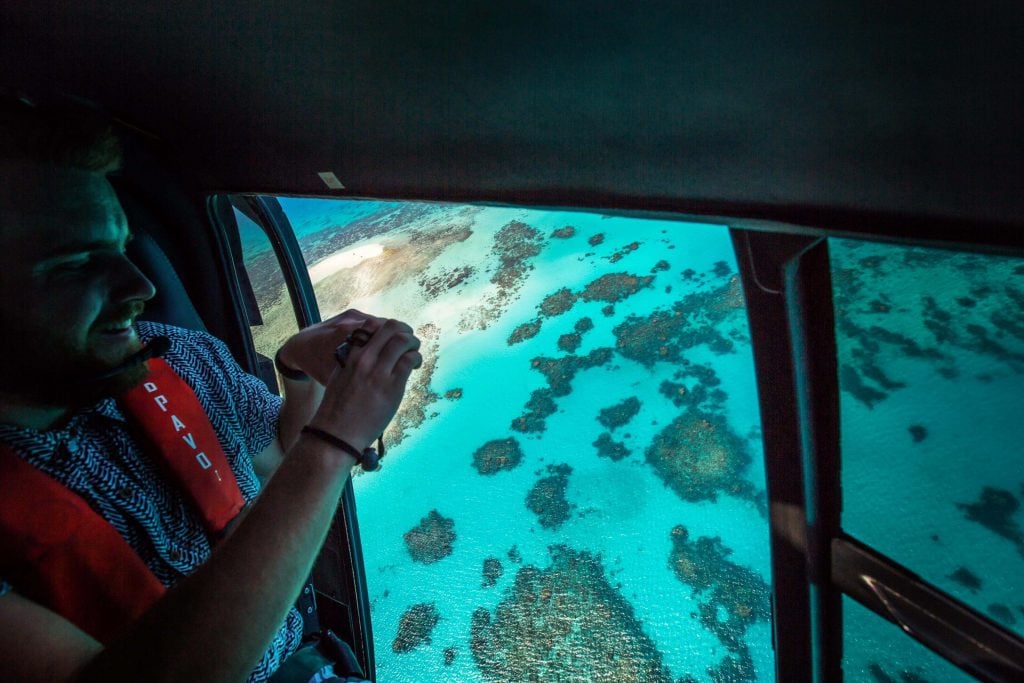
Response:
738,230,1024,682
214,195,377,679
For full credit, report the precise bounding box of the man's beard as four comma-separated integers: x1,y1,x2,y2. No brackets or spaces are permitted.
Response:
0,317,150,410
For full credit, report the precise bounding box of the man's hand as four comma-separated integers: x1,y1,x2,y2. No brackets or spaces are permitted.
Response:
308,318,422,451
277,309,385,386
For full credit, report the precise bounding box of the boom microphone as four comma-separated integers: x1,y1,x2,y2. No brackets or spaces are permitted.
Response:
92,335,171,381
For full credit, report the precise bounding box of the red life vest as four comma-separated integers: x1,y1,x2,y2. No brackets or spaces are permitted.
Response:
0,358,247,643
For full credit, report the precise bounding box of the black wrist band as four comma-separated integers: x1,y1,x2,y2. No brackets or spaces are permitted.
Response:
301,426,382,471
274,349,310,381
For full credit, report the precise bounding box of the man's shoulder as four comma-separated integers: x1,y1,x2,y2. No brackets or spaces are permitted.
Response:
135,321,238,381
136,320,213,347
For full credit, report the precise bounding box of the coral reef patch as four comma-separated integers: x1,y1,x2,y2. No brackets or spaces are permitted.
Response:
593,432,630,461
459,220,545,331
551,226,576,239
831,243,1024,408
588,233,605,246
948,566,982,593
607,241,641,263
531,348,615,396
539,287,577,317
956,486,1024,557
597,396,641,430
988,603,1016,625
510,389,558,434
393,602,441,653
557,332,582,353
508,319,542,345
403,510,456,564
908,425,928,443
612,276,744,367
646,409,758,505
651,260,671,273
470,546,674,683
472,437,525,475
669,525,770,682
482,558,504,588
581,272,654,303
525,464,575,530
419,265,475,297
511,349,615,434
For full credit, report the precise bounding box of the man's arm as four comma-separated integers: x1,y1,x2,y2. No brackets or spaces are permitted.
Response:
0,317,421,683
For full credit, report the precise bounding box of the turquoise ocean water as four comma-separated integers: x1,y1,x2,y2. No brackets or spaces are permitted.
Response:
249,199,1023,682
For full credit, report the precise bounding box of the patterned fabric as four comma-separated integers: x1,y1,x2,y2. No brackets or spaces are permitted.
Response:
0,321,303,682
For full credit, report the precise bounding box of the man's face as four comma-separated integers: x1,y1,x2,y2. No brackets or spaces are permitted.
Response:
0,164,156,407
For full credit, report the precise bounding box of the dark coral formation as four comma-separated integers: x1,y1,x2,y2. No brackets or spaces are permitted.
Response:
482,557,504,588
580,272,654,303
988,603,1017,625
601,304,615,317
443,647,458,666
512,349,615,434
507,545,522,564
525,464,575,530
459,220,545,332
948,566,983,593
593,432,631,461
651,260,671,273
508,319,542,345
645,409,758,505
908,424,928,443
472,437,524,475
510,389,558,434
559,318,596,353
403,510,456,564
557,332,581,353
392,602,441,653
669,526,770,683
588,233,605,246
470,546,673,683
551,226,576,239
444,387,463,400
597,396,641,430
419,265,475,297
832,243,1024,408
492,221,544,286
539,287,577,317
956,486,1024,557
607,241,641,264
530,348,614,396
612,276,745,367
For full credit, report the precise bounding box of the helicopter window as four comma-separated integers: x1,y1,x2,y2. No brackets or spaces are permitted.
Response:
234,205,301,367
247,197,778,682
842,595,978,681
830,238,1024,640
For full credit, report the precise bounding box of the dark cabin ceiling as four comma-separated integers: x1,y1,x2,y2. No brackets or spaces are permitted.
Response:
1,2,1022,230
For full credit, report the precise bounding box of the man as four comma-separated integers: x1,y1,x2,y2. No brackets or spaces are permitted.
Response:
0,98,421,681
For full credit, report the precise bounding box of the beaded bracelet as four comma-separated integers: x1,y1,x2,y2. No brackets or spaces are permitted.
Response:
301,426,382,471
